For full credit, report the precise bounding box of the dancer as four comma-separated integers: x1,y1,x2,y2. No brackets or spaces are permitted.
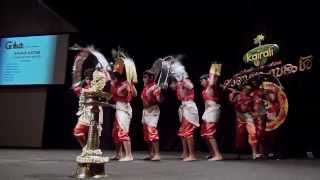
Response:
141,70,162,161
229,85,259,159
169,75,199,161
264,89,280,158
71,46,111,149
250,81,267,158
73,68,95,147
111,50,137,161
199,73,223,161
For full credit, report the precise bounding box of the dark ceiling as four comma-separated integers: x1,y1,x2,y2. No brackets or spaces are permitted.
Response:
41,0,317,29
1,0,319,60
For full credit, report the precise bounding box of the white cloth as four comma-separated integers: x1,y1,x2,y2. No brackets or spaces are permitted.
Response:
115,101,132,132
142,105,160,127
178,100,200,127
202,100,221,123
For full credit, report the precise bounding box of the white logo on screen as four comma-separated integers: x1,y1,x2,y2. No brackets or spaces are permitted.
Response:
5,41,24,49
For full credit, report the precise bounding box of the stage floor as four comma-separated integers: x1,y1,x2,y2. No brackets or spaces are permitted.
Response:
0,149,319,180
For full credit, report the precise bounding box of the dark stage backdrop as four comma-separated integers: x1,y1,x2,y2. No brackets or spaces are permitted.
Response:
2,0,318,157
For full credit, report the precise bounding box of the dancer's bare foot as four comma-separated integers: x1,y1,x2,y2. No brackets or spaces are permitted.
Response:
208,155,223,161
111,155,120,161
151,155,161,161
143,156,152,160
252,153,257,160
118,156,133,162
183,156,197,162
143,151,154,160
180,154,188,159
253,154,264,160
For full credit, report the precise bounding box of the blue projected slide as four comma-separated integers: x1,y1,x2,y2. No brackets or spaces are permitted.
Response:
0,35,68,85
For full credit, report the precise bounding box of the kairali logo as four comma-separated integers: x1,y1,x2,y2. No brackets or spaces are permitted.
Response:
243,34,279,66
224,34,314,131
